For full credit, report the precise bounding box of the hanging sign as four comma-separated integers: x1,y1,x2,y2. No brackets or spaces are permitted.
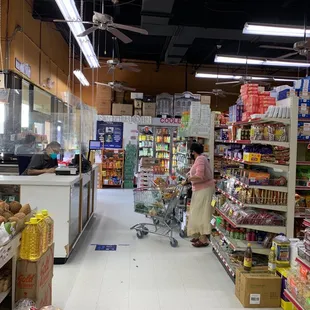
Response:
97,121,124,149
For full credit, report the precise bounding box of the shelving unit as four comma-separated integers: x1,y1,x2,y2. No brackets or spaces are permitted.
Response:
211,96,298,280
101,149,124,187
0,233,21,309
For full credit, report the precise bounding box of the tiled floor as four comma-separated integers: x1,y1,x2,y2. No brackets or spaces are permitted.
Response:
53,189,279,310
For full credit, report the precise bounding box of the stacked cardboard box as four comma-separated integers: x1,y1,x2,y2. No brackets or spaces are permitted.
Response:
112,103,133,116
96,86,112,115
16,244,54,309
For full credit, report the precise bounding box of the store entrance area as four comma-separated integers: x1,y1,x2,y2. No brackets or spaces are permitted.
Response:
52,189,250,310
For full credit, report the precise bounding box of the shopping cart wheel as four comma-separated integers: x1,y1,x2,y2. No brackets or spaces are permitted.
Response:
170,238,178,248
136,231,144,239
142,227,149,236
179,230,186,238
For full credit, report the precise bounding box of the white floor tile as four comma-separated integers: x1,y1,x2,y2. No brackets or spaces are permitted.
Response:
51,189,280,310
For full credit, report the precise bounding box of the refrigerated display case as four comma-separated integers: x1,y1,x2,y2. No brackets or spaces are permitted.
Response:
138,126,154,159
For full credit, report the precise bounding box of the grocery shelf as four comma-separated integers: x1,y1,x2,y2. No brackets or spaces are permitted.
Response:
298,118,310,122
221,174,288,192
296,256,310,271
213,225,270,255
296,186,310,191
223,156,289,171
215,140,251,144
297,161,310,166
216,207,286,234
250,140,290,148
216,187,287,212
229,118,290,126
210,235,235,282
283,290,304,310
0,288,11,304
297,140,310,144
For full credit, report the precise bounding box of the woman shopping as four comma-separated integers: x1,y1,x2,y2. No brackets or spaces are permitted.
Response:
186,143,215,247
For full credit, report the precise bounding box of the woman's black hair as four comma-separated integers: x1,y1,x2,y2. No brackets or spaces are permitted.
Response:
190,142,203,155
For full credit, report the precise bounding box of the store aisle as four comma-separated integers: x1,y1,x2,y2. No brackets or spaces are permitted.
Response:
52,189,272,310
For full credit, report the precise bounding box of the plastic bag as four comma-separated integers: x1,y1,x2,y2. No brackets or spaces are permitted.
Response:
14,298,37,310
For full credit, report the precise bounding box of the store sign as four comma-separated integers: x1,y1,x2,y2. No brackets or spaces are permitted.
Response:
97,121,124,149
152,117,181,127
97,115,152,124
15,58,31,79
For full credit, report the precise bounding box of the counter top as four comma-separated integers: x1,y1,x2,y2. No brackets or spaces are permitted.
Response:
0,165,98,186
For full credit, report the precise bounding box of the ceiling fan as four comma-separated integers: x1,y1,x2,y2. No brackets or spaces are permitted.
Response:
260,40,310,59
198,89,239,97
95,81,136,92
100,59,141,74
54,11,148,44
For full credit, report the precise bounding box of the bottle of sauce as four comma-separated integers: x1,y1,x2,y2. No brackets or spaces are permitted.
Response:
268,246,276,275
243,243,252,272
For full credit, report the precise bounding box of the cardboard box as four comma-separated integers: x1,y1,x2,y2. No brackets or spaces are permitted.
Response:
243,152,261,163
96,86,112,115
235,267,281,308
112,103,133,116
140,157,159,168
134,99,143,109
143,102,156,117
16,244,54,308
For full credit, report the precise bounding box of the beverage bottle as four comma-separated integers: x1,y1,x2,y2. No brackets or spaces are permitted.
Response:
273,234,290,267
243,243,252,272
268,246,276,274
36,213,48,254
20,218,42,261
42,209,54,246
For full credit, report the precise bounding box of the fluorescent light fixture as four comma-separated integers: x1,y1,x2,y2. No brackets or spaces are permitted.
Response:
195,73,242,79
214,55,310,68
55,0,99,68
243,22,310,38
273,78,297,82
73,70,90,86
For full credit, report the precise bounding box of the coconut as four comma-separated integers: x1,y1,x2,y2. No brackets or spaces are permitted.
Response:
9,201,22,214
14,213,26,220
3,211,14,221
0,216,6,224
19,204,31,215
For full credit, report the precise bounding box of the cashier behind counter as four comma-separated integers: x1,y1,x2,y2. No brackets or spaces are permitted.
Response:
23,141,61,176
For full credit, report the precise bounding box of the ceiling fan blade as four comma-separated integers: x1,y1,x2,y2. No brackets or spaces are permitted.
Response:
77,26,99,37
108,27,132,44
259,45,295,51
121,86,136,91
277,51,299,59
53,19,94,24
112,23,148,35
119,62,139,67
95,82,111,87
216,81,240,85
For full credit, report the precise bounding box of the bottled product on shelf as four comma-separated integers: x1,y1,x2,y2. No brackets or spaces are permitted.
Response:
42,209,54,246
268,246,276,274
35,213,48,254
273,234,290,267
243,243,252,271
20,218,42,261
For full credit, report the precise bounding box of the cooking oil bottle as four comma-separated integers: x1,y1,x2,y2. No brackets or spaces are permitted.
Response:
36,213,48,254
20,218,42,261
42,209,54,246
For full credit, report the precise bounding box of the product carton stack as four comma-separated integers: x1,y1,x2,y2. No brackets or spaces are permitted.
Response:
240,84,276,121
229,96,244,123
16,244,54,308
188,101,201,136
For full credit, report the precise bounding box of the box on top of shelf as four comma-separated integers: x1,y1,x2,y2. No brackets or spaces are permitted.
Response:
112,103,133,116
131,92,144,99
201,95,211,104
299,98,310,118
235,267,281,308
294,77,310,93
134,99,143,109
134,108,142,116
16,244,54,308
143,101,156,117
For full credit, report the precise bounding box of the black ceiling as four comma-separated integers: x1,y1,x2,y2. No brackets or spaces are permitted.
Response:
33,0,309,74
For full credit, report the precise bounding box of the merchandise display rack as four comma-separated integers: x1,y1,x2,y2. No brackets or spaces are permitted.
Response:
0,233,21,309
211,96,298,280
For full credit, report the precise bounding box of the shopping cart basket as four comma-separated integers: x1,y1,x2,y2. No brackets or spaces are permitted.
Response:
130,184,185,247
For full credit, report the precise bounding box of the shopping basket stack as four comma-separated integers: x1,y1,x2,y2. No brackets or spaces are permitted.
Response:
131,183,184,247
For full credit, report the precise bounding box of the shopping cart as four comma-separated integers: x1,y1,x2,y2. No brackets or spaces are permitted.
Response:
130,184,185,247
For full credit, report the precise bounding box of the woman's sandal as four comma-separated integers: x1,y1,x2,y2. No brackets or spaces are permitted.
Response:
192,240,210,248
190,238,199,243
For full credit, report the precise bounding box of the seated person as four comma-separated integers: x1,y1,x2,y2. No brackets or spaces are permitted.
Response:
16,134,36,156
24,141,61,176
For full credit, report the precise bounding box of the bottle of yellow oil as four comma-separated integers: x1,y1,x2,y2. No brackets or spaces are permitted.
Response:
20,218,42,261
42,210,54,246
36,213,48,254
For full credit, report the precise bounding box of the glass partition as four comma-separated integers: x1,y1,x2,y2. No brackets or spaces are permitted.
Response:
0,88,97,174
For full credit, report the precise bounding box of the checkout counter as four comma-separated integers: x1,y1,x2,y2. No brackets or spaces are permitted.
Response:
0,165,98,264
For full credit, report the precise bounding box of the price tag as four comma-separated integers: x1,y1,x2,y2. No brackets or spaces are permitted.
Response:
211,199,216,207
210,218,216,226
